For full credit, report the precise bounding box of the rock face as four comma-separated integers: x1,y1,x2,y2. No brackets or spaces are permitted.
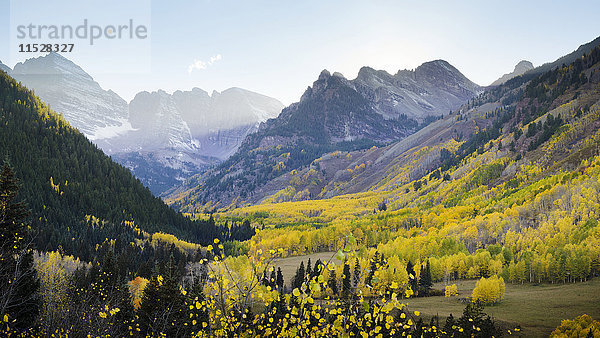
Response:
172,87,285,159
10,53,131,139
110,88,283,194
7,53,284,195
490,60,534,86
354,60,481,121
167,60,481,209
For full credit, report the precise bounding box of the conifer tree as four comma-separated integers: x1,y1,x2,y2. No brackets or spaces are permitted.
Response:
367,251,380,286
292,261,305,289
406,261,418,294
419,260,433,296
312,259,323,279
269,269,277,288
276,267,284,291
0,161,40,331
328,270,338,296
342,261,352,298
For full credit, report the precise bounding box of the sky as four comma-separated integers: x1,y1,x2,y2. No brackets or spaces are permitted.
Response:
1,0,599,105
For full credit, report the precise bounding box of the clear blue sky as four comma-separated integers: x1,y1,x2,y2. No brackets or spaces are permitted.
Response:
1,0,599,104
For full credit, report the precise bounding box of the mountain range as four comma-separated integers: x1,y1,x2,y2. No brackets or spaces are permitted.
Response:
2,53,283,194
168,37,600,212
1,51,547,203
0,69,234,261
167,59,483,209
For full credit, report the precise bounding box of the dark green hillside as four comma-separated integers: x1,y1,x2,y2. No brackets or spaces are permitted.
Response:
0,71,247,260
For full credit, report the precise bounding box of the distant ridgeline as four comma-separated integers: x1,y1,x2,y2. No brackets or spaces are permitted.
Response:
0,70,253,263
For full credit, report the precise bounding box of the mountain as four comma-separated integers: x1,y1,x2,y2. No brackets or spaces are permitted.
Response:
0,68,249,262
108,87,283,194
0,60,10,73
354,60,481,122
490,60,534,86
10,53,131,139
167,60,481,210
169,37,600,213
6,53,284,195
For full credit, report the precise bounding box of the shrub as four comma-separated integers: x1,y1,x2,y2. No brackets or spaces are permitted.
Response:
551,314,600,337
445,284,458,297
472,275,505,304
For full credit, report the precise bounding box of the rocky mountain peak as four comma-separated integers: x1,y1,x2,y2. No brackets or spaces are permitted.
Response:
414,59,469,83
490,60,535,86
10,53,129,140
318,69,331,80
12,52,92,80
514,60,534,74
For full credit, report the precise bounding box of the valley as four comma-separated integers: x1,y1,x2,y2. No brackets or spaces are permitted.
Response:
1,21,600,337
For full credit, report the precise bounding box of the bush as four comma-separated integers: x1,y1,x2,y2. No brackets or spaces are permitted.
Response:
429,289,445,297
445,284,458,297
551,314,600,337
472,275,505,305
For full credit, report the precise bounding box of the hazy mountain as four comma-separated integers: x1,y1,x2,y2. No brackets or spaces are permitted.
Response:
5,53,284,195
109,88,283,194
0,60,10,73
10,53,131,139
167,60,481,209
490,60,534,86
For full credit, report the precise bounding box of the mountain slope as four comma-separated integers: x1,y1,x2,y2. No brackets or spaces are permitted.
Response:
0,69,235,260
490,60,534,86
10,53,131,139
168,61,481,210
527,35,600,76
109,87,283,194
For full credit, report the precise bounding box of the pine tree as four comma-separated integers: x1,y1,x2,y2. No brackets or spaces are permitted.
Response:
306,258,312,278
0,161,29,255
313,259,323,279
0,161,40,331
367,251,380,286
292,261,305,290
342,262,351,298
138,272,187,337
269,269,277,288
419,260,433,296
443,313,455,334
328,270,338,296
276,267,284,291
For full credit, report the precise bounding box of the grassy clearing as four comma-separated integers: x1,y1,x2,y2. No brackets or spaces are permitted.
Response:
273,252,335,288
405,279,600,337
273,254,600,336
